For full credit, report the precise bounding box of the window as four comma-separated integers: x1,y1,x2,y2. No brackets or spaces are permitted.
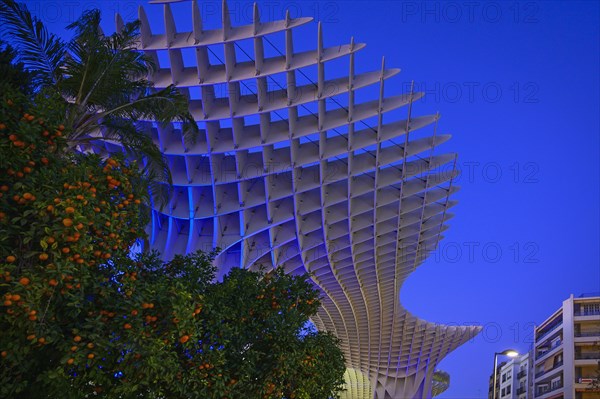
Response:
507,385,511,395
501,388,506,396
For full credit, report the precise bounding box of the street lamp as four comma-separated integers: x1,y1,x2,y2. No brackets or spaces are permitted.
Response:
492,349,519,399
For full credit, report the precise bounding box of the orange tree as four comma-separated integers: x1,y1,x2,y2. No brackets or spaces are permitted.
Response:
0,83,346,398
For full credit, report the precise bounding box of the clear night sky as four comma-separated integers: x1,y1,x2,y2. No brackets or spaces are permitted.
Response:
18,1,600,397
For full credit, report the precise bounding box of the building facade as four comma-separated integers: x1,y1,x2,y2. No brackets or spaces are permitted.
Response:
110,0,481,397
489,353,534,399
532,294,600,399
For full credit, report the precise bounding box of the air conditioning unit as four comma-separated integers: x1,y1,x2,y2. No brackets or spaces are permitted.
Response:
579,378,594,383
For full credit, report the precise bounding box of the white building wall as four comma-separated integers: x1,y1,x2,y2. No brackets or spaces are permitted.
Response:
532,294,600,399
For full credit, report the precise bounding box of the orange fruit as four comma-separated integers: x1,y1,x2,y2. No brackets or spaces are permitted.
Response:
65,207,75,214
87,353,94,359
73,336,82,342
39,253,49,261
49,279,58,287
6,256,16,263
27,334,36,341
37,337,45,344
19,277,30,286
1,351,7,358
11,294,20,302
179,335,190,344
62,218,73,227
67,358,74,365
124,323,132,329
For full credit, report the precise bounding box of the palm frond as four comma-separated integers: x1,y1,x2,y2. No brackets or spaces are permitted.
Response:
98,85,199,145
62,14,152,113
65,9,103,41
0,0,65,89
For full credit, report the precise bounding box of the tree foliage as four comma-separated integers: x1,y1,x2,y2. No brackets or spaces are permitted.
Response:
0,83,346,398
0,0,199,203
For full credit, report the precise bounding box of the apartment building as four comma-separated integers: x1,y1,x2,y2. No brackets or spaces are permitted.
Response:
532,294,600,399
489,352,534,399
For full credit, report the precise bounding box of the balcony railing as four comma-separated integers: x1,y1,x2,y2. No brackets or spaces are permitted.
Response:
535,381,563,397
535,361,563,378
517,387,526,395
517,370,527,379
575,331,600,337
575,352,600,360
576,309,600,316
535,323,562,348
536,341,562,360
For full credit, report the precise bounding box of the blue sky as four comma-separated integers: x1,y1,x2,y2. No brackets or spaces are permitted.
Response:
19,0,600,397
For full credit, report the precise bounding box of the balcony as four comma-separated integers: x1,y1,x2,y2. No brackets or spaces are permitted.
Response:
536,340,562,362
535,381,563,398
535,360,563,378
576,309,600,317
575,331,600,337
575,352,600,360
518,370,527,379
535,318,563,342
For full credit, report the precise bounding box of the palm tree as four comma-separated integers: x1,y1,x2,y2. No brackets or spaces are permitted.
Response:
0,0,198,203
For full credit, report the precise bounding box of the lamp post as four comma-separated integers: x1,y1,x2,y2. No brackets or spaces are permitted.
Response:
492,349,519,399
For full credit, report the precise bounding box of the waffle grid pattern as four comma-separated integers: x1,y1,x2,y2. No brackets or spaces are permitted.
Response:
116,1,481,397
